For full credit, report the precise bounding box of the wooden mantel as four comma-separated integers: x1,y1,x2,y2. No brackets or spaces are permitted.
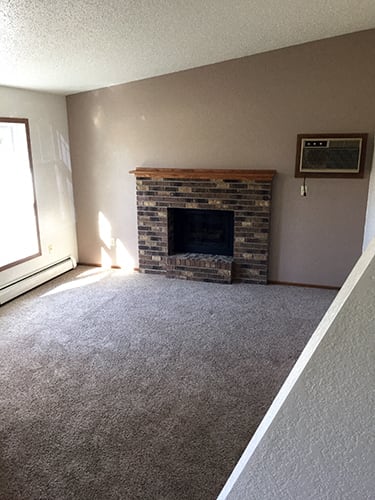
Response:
129,167,276,181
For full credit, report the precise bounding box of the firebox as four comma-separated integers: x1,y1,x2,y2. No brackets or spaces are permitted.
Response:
168,208,234,256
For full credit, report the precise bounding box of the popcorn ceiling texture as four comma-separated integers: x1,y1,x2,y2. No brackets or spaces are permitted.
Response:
1,0,375,93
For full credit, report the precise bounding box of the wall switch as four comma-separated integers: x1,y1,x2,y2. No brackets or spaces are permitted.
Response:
110,237,115,248
48,244,53,254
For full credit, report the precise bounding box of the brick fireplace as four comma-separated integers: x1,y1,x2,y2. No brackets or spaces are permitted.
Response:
130,168,276,284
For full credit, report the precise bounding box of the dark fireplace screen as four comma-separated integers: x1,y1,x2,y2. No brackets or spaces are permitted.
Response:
169,208,234,256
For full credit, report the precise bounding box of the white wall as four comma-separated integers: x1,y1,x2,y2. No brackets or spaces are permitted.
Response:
219,238,375,500
0,86,77,286
363,144,375,250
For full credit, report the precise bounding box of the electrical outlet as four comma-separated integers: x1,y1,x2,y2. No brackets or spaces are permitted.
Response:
301,185,307,196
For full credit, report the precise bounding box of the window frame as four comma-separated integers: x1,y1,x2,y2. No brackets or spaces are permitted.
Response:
0,117,42,271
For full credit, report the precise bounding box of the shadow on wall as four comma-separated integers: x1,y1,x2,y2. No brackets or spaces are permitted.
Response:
35,120,75,223
98,211,135,270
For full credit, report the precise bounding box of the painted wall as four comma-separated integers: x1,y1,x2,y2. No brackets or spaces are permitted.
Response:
67,29,375,287
0,86,77,286
219,237,375,500
363,144,375,249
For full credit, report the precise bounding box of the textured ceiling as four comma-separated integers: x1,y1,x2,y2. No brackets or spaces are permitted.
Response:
1,0,375,95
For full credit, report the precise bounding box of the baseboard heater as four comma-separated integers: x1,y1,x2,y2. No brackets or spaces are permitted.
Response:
0,256,77,305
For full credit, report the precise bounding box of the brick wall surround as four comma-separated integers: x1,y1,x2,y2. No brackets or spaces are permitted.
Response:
166,253,233,284
132,169,276,284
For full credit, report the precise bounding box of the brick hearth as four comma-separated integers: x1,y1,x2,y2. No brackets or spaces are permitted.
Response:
131,168,276,284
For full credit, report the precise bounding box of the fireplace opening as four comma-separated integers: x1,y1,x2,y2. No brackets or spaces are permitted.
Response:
168,208,234,256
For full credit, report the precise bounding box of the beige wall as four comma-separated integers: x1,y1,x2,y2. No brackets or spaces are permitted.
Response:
67,29,375,287
0,86,77,288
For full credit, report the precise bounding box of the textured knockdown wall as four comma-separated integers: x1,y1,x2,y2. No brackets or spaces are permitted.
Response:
219,238,375,500
67,29,375,287
0,86,77,288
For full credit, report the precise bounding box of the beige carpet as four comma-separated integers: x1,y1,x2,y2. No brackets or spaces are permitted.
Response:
0,266,336,499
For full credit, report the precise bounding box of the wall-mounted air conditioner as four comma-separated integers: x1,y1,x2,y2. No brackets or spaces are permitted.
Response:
295,133,368,178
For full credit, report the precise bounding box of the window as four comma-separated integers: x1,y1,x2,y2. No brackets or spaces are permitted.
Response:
0,118,41,270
